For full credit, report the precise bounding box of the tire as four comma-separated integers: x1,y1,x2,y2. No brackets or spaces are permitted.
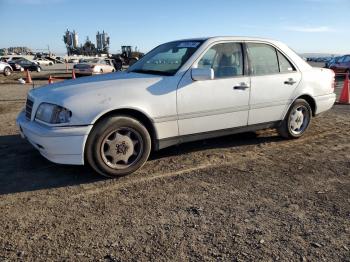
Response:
49,62,53,66
86,116,151,178
278,99,312,139
3,67,11,76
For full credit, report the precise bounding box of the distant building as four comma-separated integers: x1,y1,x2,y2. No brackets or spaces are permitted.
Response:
63,29,79,55
96,30,110,54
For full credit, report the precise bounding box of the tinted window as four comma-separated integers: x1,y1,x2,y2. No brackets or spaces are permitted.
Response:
129,41,203,76
343,56,350,63
247,43,279,75
277,51,296,73
198,42,243,78
337,56,345,63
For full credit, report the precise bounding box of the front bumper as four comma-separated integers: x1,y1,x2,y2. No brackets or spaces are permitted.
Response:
16,111,92,165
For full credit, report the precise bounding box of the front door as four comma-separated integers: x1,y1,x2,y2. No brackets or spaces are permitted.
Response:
177,42,250,136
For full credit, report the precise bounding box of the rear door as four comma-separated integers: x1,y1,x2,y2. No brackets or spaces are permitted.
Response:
246,42,301,125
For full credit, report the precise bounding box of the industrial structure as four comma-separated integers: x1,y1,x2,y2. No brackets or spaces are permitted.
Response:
63,29,110,56
96,31,110,54
63,29,79,55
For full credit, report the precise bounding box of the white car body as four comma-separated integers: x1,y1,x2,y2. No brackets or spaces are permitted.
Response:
74,59,116,75
0,61,13,76
35,58,53,66
17,37,336,166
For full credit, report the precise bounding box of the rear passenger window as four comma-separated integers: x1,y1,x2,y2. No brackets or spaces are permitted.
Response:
277,51,296,73
247,43,279,75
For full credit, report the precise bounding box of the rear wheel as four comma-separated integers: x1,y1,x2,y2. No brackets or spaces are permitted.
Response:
86,116,151,177
278,99,312,139
3,67,11,76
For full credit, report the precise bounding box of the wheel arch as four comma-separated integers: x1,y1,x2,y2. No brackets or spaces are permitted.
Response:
88,108,158,151
295,94,317,116
283,94,317,119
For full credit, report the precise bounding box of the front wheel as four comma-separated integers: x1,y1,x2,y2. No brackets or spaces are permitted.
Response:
86,116,151,178
278,99,312,139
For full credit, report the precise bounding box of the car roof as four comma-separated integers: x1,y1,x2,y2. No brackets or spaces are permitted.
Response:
174,36,281,44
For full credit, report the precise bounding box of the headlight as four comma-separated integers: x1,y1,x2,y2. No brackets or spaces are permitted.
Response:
35,103,72,124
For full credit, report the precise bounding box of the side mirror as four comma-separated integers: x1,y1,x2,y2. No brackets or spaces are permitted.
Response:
191,68,214,81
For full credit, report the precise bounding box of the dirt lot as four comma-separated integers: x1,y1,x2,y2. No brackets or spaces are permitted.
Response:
0,68,349,261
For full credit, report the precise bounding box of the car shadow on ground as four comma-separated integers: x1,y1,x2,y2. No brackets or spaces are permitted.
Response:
0,132,283,196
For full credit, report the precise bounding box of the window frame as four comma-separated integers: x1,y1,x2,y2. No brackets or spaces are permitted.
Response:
276,50,296,73
244,41,299,76
193,41,248,79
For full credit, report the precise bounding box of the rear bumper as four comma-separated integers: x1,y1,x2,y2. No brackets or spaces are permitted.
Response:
75,69,93,75
314,93,336,115
16,111,92,165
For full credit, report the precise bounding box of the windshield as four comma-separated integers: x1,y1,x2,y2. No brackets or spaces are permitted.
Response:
128,40,204,76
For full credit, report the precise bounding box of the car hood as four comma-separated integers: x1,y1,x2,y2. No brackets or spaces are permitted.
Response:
30,72,165,100
27,71,175,125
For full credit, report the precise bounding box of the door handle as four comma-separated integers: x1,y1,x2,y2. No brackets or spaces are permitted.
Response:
284,78,297,85
233,82,250,90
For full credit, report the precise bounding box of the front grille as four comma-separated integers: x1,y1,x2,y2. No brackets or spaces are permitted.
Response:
25,99,34,120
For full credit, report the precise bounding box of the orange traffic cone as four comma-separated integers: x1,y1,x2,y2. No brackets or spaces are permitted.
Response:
48,75,54,84
25,70,32,84
338,73,350,104
72,69,76,79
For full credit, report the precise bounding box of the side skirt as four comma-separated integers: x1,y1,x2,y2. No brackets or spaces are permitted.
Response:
155,121,281,150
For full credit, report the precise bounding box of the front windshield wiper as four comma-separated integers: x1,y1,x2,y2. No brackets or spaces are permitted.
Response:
129,69,173,76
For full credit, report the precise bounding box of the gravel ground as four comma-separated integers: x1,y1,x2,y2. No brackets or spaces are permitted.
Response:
0,67,349,261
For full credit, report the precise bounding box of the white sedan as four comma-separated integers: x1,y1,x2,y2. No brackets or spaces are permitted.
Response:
73,58,116,75
16,37,336,177
34,58,54,66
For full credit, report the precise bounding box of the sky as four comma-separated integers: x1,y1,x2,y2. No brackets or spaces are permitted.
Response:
0,0,349,55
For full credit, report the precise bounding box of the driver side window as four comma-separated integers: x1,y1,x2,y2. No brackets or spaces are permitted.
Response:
197,42,243,79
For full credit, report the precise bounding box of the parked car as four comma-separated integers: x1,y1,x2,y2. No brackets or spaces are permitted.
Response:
0,61,13,76
7,61,24,72
16,37,336,178
68,58,79,63
34,58,53,66
73,58,116,75
329,55,350,73
325,56,342,68
9,59,42,72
